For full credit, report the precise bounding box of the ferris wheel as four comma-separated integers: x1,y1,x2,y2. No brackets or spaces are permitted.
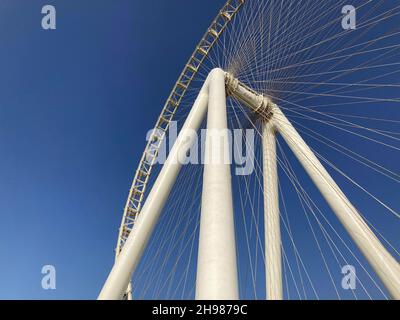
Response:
99,0,400,300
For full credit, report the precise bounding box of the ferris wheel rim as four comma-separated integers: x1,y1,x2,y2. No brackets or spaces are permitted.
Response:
115,0,246,260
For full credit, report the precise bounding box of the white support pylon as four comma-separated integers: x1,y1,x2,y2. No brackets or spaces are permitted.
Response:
98,76,211,300
100,69,400,300
272,105,400,299
226,73,400,299
262,120,283,300
196,68,239,299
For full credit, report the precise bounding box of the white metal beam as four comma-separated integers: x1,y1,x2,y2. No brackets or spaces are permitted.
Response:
195,68,239,299
262,120,283,300
272,105,400,300
98,76,211,300
226,73,400,299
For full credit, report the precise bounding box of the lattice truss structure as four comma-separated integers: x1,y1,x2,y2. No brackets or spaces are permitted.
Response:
116,0,246,255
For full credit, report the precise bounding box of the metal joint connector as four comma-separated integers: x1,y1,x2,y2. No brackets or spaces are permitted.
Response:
225,72,273,121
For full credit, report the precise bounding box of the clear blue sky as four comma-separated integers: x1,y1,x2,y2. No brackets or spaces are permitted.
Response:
0,0,398,299
0,0,227,299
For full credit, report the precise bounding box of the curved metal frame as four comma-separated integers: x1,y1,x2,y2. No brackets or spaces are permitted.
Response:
114,0,246,288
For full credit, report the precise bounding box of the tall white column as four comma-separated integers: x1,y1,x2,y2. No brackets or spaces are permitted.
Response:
98,77,210,300
126,282,133,300
195,68,239,299
272,105,400,299
262,120,283,300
